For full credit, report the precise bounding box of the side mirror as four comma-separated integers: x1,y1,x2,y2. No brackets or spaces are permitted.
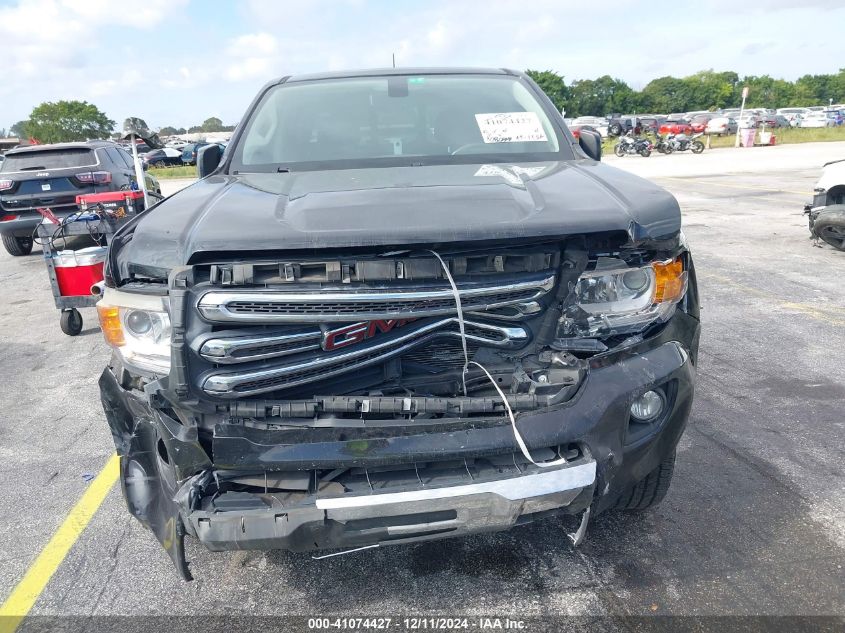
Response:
578,129,602,161
197,144,223,178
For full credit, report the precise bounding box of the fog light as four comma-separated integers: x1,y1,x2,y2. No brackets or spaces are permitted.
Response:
630,390,665,422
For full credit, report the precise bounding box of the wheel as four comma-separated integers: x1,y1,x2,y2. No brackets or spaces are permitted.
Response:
154,160,165,168
663,143,674,154
613,451,676,511
609,123,623,136
812,206,845,251
1,234,33,256
691,141,705,154
639,148,651,157
613,144,625,157
60,308,83,336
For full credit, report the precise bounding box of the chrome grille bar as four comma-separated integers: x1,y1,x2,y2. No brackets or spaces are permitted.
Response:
197,273,555,324
199,330,322,364
201,319,529,397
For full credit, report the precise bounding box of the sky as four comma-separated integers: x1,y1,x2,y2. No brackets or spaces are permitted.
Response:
1,0,844,132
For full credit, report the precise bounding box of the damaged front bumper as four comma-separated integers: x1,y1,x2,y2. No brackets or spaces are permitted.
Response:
99,309,698,579
190,459,597,555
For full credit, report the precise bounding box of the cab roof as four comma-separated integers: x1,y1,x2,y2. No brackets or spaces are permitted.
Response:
283,67,515,83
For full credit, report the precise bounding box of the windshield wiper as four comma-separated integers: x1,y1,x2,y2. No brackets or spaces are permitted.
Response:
276,166,292,173
20,166,47,171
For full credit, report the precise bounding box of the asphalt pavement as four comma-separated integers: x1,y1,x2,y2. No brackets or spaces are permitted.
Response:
0,143,843,626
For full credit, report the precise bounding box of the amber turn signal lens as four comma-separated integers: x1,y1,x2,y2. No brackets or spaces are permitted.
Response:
652,257,686,303
97,304,124,347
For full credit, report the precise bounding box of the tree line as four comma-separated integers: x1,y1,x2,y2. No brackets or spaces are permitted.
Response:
526,68,845,117
6,104,236,143
5,69,845,143
158,117,237,136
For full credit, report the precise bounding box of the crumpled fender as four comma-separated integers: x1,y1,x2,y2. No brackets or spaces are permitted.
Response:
99,368,207,580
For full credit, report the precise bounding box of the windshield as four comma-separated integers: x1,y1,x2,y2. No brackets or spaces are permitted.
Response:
232,73,569,171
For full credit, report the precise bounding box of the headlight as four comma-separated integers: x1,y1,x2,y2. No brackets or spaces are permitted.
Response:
97,289,171,374
558,256,687,339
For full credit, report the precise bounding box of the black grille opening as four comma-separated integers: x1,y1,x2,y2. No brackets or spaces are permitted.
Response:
224,288,539,316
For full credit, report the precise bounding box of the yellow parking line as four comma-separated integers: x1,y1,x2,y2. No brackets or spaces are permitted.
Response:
0,454,119,633
656,176,809,196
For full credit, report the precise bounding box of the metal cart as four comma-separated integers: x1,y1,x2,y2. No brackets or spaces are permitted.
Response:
37,190,145,335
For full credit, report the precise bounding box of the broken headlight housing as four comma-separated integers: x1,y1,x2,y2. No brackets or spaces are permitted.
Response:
97,289,171,374
558,256,687,339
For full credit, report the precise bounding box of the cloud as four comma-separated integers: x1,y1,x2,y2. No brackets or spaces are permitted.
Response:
60,0,181,25
223,32,279,81
426,21,451,51
742,42,776,56
227,32,278,57
0,0,187,82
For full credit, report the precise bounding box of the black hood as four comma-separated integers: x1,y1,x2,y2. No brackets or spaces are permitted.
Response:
120,160,681,273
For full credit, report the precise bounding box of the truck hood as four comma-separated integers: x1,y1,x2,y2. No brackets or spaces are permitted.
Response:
122,160,681,272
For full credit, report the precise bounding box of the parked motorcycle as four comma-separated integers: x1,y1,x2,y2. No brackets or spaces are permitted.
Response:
667,132,705,154
613,133,652,157
653,133,674,154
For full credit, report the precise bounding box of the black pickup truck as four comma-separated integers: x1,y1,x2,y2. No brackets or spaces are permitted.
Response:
96,68,700,579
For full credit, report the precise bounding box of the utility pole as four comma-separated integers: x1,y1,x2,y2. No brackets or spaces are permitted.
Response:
734,86,749,148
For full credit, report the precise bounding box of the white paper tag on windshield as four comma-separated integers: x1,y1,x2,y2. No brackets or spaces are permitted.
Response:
475,112,548,144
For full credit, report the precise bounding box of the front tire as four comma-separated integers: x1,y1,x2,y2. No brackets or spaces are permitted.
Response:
614,144,625,157
812,206,845,251
691,141,705,154
2,234,33,256
613,451,676,511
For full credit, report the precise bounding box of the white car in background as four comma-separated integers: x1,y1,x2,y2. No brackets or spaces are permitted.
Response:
705,116,738,135
777,107,809,116
800,111,835,128
165,139,189,150
777,107,810,127
571,116,609,137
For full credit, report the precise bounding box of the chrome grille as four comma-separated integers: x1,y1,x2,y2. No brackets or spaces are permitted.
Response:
201,318,529,397
197,273,555,324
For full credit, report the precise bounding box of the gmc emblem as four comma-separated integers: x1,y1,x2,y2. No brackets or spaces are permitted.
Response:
322,318,415,351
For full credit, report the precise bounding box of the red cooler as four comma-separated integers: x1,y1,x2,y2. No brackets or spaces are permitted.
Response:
52,246,108,296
